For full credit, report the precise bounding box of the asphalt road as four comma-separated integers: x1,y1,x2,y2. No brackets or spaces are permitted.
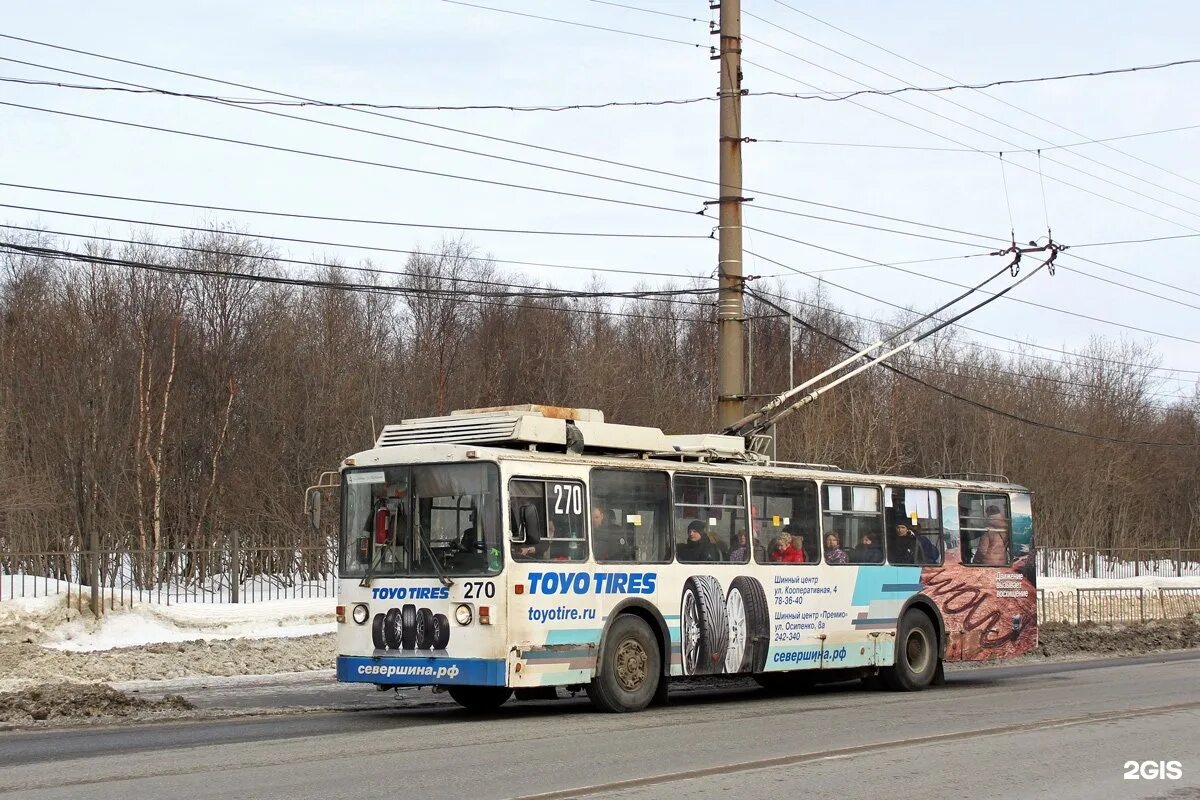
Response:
2,653,1198,800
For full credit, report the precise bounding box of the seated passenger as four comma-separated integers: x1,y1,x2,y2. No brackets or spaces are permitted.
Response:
677,520,721,562
825,532,848,564
888,522,920,564
728,530,749,562
854,532,883,562
769,532,805,563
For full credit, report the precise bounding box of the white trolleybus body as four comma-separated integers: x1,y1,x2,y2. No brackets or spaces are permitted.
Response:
330,405,1036,712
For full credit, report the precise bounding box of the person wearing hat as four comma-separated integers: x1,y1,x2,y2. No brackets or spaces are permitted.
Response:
678,519,721,562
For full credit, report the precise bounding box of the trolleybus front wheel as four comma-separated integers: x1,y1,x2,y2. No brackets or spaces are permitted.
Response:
447,685,513,711
884,610,938,691
587,614,661,713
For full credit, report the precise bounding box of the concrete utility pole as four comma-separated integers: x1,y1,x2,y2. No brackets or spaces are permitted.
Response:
715,0,746,429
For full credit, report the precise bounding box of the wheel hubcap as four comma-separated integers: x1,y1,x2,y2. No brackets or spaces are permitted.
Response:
725,588,747,673
906,628,930,674
682,590,700,674
614,638,648,691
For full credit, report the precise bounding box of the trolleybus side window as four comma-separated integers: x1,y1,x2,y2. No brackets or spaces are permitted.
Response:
508,478,588,562
591,469,672,564
960,493,1011,566
885,487,943,565
822,484,884,565
673,475,748,564
750,478,819,564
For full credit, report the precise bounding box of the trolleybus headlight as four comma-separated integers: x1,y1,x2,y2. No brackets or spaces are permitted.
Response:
352,603,370,625
455,604,473,626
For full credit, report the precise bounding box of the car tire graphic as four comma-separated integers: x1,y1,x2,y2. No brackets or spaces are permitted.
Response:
725,576,770,674
414,607,435,649
371,612,387,650
383,608,403,649
680,575,728,676
431,613,451,650
400,603,418,650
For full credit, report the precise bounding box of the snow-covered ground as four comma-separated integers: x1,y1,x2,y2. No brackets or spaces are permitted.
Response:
0,591,334,653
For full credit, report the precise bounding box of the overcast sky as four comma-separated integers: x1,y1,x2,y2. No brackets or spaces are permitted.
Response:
4,1,1198,402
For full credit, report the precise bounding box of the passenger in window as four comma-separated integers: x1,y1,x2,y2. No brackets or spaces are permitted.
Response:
728,530,749,562
825,532,848,564
706,529,729,560
592,506,635,561
855,532,883,562
889,522,937,564
972,509,1010,565
678,520,722,562
769,532,805,563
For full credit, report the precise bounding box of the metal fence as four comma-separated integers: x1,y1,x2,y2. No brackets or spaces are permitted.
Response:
1037,587,1200,624
1038,547,1200,579
0,545,337,611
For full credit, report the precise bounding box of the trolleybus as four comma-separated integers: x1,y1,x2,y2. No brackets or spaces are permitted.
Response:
312,404,1036,712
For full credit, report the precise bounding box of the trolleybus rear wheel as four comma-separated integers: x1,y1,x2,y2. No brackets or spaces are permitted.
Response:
884,609,938,691
587,614,661,713
448,685,513,711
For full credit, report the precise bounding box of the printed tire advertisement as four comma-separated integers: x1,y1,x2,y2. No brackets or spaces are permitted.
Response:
680,575,770,676
371,604,452,654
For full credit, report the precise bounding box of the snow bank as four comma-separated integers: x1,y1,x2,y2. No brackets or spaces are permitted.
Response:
43,598,336,651
0,592,335,652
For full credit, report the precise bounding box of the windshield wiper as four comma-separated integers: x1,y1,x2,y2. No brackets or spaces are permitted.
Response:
414,519,454,588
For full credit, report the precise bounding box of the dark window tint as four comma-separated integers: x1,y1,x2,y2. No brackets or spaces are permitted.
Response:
509,479,588,562
591,469,672,564
673,474,748,563
885,487,943,565
822,484,884,565
960,493,1011,566
749,478,819,565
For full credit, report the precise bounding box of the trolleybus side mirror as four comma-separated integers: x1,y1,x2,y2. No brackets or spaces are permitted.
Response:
305,489,322,531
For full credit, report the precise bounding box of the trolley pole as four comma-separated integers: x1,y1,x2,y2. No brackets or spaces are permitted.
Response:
715,0,746,430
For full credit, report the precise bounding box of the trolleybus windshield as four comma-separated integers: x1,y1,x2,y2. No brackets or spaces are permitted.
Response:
340,463,501,579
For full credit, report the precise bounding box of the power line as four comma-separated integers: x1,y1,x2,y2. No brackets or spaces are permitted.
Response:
0,73,718,112
774,2,1200,197
0,36,1014,247
747,288,1197,447
0,185,705,241
439,0,712,50
754,121,1200,153
0,240,719,322
738,22,1200,230
744,54,1200,238
757,57,1200,101
0,222,719,287
0,99,717,221
583,0,711,23
0,58,1006,251
746,283,1196,391
744,249,1200,378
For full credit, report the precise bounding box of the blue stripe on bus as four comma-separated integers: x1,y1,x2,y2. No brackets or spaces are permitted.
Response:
851,566,923,605
881,583,924,593
544,629,602,646
337,655,506,686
